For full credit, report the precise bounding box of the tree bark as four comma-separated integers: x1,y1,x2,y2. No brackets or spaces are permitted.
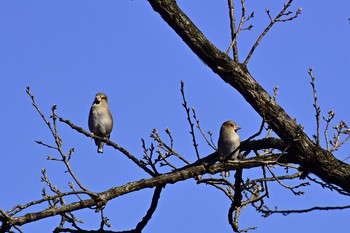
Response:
6,154,287,226
147,0,350,192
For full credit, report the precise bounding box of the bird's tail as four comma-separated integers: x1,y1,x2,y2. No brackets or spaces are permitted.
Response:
221,171,230,177
95,140,104,154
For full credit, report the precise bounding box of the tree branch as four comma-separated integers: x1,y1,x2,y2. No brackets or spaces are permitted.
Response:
6,154,289,227
58,117,156,177
147,0,350,193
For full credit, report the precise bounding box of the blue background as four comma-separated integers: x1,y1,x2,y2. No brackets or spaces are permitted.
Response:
1,1,349,232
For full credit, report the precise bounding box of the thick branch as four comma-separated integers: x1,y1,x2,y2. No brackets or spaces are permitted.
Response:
147,0,350,192
6,154,288,227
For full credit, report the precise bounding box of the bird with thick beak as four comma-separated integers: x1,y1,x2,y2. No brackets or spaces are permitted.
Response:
88,93,113,153
218,120,241,177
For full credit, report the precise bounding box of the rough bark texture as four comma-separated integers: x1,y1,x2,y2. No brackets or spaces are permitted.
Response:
147,0,350,192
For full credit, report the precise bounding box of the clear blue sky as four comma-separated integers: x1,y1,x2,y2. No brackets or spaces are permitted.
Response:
1,1,349,232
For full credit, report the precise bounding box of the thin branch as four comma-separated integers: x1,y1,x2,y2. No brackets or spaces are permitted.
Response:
59,117,156,177
244,0,301,65
323,110,335,151
26,86,55,139
307,175,350,196
151,128,190,166
330,121,350,152
180,81,200,159
226,0,239,61
197,178,235,201
141,139,159,175
266,166,308,196
192,108,216,150
245,172,302,186
261,204,350,217
26,87,95,196
226,0,254,59
308,68,321,146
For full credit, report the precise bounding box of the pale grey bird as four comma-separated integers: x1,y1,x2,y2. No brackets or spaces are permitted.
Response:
218,120,241,177
88,93,113,153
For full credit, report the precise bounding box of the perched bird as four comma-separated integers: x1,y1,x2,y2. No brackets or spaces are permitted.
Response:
88,93,113,153
218,120,241,177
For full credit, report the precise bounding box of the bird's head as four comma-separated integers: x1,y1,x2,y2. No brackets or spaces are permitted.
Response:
94,93,108,104
222,120,241,131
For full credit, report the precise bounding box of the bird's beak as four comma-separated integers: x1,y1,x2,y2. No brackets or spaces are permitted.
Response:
234,125,241,131
95,95,102,103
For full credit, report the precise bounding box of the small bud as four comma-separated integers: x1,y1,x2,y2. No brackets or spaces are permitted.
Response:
165,128,171,134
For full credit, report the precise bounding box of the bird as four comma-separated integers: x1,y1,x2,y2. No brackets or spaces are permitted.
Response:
88,93,113,153
218,120,241,177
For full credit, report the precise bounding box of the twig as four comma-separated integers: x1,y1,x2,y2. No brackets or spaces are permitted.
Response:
323,110,335,151
151,128,190,166
192,108,216,150
261,204,350,217
307,175,350,196
330,121,350,152
180,81,200,159
226,0,254,59
244,0,301,65
155,149,178,170
141,139,159,175
26,87,94,196
197,178,235,201
244,120,265,143
308,68,321,146
266,166,308,196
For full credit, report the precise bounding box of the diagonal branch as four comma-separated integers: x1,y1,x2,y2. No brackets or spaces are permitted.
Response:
59,117,156,177
244,0,301,65
147,0,350,193
6,154,290,227
134,185,164,232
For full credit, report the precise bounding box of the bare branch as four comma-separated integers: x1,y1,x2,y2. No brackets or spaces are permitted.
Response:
330,121,350,152
307,175,350,196
141,139,159,175
244,0,301,65
266,166,309,196
226,0,254,60
180,81,200,159
192,108,217,150
6,154,290,227
308,68,321,146
261,204,350,217
150,128,190,166
134,185,164,232
226,0,238,60
26,87,94,196
323,110,335,151
59,117,156,177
